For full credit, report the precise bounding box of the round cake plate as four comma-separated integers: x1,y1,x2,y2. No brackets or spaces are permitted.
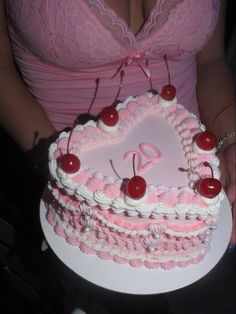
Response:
40,192,232,295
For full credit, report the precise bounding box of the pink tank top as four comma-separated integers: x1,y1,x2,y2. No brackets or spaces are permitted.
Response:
6,0,220,130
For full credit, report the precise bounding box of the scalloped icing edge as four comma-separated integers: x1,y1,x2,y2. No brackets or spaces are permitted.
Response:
48,93,222,218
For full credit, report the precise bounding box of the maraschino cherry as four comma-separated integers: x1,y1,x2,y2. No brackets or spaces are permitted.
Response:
197,162,222,198
59,153,80,174
161,84,176,101
58,119,81,174
98,72,124,128
195,130,217,151
194,99,236,152
126,154,147,200
160,54,176,101
99,106,119,127
126,175,147,200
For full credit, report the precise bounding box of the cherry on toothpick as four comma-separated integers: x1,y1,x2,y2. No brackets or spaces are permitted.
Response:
100,106,119,127
126,154,147,200
195,131,217,151
197,162,222,198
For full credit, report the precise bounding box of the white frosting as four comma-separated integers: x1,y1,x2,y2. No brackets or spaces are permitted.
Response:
192,141,216,154
158,96,177,107
47,92,223,268
124,193,147,207
48,93,222,218
48,205,208,265
97,119,119,132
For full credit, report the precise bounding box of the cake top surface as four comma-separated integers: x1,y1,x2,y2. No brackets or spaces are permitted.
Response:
48,92,223,218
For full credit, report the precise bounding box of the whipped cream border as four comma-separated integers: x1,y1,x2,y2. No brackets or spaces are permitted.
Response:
48,93,222,218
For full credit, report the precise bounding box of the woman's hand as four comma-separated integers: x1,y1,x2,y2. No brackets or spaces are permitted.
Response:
218,142,236,244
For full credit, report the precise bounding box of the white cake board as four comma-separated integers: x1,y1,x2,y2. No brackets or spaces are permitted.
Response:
40,192,232,295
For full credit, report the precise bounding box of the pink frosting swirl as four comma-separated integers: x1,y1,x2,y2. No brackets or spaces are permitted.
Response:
129,259,145,268
86,173,105,192
72,169,91,184
103,183,121,198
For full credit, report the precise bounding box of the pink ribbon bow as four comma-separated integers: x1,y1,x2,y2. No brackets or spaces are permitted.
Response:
112,51,151,79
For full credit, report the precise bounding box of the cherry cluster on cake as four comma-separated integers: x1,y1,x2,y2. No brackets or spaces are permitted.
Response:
57,54,222,202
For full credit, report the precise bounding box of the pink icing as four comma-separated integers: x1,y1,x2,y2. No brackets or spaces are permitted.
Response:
86,176,105,192
46,92,221,270
72,169,91,184
66,236,79,246
47,210,56,225
118,108,131,120
123,143,162,173
113,255,128,264
46,206,209,269
146,189,159,203
54,224,65,237
129,259,145,268
80,243,96,254
51,95,208,215
103,184,121,198
137,95,151,105
97,252,112,260
192,195,208,208
145,261,161,269
127,101,139,113
161,261,177,270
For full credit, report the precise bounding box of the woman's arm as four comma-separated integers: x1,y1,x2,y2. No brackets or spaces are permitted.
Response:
0,0,55,151
197,0,235,140
197,0,235,244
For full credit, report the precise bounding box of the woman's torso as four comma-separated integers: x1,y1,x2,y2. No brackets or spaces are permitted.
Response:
6,0,220,130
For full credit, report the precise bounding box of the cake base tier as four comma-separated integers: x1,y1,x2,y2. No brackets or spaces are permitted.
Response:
40,190,232,294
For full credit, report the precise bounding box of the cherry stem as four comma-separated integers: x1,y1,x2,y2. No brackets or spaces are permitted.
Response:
33,131,39,147
66,78,101,154
109,159,122,179
203,161,213,178
112,70,124,104
66,119,78,154
132,153,136,177
146,59,154,92
164,54,171,85
178,167,201,180
210,98,236,130
88,78,100,114
178,167,189,173
149,76,153,91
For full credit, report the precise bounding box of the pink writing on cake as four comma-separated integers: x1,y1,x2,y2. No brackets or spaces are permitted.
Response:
123,143,162,173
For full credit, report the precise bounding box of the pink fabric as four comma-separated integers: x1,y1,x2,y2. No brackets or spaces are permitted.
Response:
6,0,220,130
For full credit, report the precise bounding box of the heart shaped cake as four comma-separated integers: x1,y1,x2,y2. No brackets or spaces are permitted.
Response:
46,92,224,269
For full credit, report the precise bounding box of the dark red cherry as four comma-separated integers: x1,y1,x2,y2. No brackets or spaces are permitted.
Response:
100,106,119,127
195,131,217,151
197,178,222,198
161,84,176,101
58,153,80,173
126,175,147,200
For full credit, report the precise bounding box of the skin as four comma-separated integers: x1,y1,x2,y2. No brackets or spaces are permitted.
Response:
0,0,235,241
0,0,55,149
196,1,235,243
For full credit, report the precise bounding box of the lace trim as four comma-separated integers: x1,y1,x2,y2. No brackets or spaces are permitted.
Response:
86,0,184,48
86,0,136,48
136,0,185,41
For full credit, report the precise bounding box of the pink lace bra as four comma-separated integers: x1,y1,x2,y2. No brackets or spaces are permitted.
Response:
6,0,220,130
